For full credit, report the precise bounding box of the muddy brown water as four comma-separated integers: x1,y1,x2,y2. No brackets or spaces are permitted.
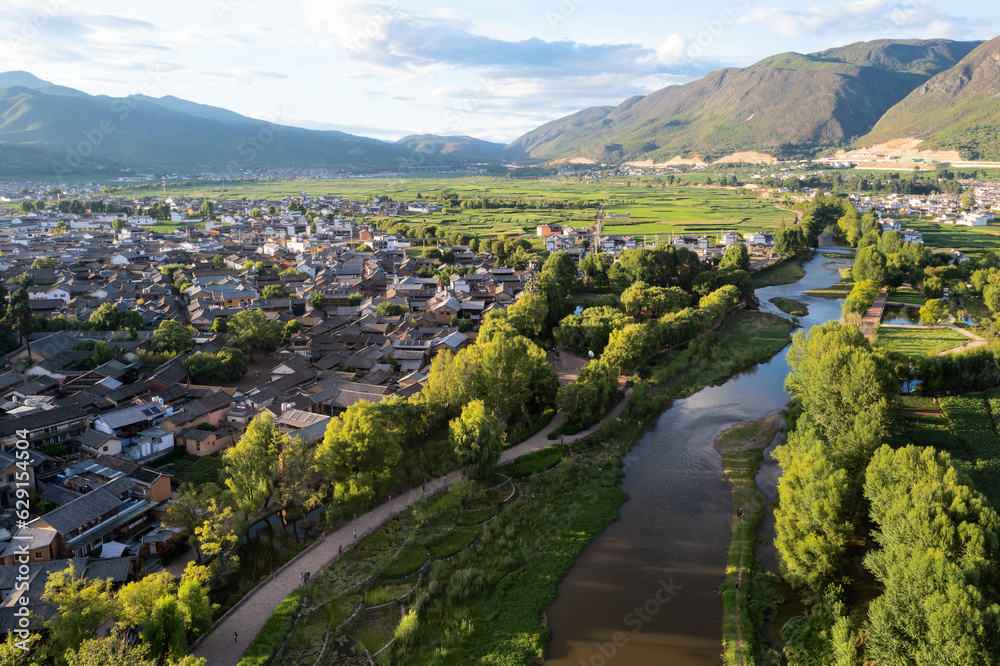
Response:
545,248,853,665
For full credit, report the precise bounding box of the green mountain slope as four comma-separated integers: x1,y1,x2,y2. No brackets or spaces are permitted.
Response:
503,39,981,163
858,36,1000,159
395,134,506,160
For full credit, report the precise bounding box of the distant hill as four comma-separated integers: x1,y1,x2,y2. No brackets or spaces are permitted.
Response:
503,39,982,163
0,75,505,176
858,36,1000,160
395,134,506,160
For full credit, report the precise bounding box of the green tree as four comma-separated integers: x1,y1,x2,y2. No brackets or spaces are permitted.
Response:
211,254,225,269
923,275,945,300
919,298,949,325
315,400,402,506
31,255,58,269
67,630,156,666
88,303,143,331
222,412,284,517
852,246,887,285
602,322,660,373
374,302,407,317
41,562,115,663
199,201,214,219
142,596,187,663
177,571,215,637
310,291,325,310
450,400,505,476
183,347,248,384
151,319,196,354
226,310,284,358
773,420,854,597
114,570,176,629
720,243,750,272
261,284,290,300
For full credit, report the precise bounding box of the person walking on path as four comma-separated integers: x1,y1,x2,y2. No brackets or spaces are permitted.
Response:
338,545,342,556
353,529,357,540
233,631,238,643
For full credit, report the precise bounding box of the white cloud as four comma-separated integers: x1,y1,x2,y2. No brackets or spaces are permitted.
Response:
657,34,691,66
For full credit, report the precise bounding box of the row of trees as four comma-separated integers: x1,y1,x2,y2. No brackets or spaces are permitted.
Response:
775,322,1000,663
9,561,214,665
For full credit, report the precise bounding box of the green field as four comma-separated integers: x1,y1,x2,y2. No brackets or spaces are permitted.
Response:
112,177,799,241
886,287,926,306
769,297,809,317
875,326,969,357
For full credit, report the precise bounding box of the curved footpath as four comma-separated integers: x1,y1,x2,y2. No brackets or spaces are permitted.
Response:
194,387,632,666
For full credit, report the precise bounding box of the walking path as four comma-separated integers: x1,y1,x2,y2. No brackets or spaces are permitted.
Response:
194,385,633,665
858,288,888,337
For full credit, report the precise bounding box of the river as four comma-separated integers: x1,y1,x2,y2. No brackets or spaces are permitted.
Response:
544,247,853,666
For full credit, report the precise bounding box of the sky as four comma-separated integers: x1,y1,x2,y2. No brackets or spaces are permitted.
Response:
1,0,996,144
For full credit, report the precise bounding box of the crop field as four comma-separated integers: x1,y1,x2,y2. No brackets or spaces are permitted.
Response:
115,177,798,241
903,218,1000,257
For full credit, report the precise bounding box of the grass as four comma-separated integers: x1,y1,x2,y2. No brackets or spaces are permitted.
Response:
752,258,805,288
803,281,853,299
886,286,927,306
350,604,401,655
379,542,428,580
425,526,480,560
939,395,1000,461
274,606,332,666
716,416,784,666
499,445,566,478
874,326,969,357
456,507,496,526
365,576,418,606
154,452,225,487
644,310,796,399
770,297,809,317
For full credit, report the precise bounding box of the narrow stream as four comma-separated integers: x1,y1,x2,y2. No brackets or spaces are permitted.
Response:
545,247,853,665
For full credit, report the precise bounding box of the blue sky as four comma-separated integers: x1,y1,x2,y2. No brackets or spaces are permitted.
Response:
1,0,995,143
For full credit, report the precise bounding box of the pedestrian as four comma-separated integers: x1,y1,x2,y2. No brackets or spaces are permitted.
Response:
422,483,426,493
353,529,357,540
338,545,342,556
735,581,739,591
234,631,238,643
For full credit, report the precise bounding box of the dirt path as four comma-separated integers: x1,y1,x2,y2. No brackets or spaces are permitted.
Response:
194,382,633,666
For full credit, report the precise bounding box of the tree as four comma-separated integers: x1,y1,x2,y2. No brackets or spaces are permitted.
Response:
41,562,115,662
923,275,945,300
620,282,690,317
31,255,58,269
211,254,225,269
450,400,505,476
602,322,660,373
222,412,284,517
114,570,176,629
348,293,363,306
773,421,854,597
863,445,1000,665
919,298,949,325
177,572,215,637
852,246,887,285
142,596,187,663
193,496,241,560
720,243,750,272
261,284,290,300
67,630,156,666
374,302,407,317
199,200,214,219
88,303,143,331
183,348,248,384
226,310,284,357
315,400,402,506
310,291,325,310
210,317,228,333
151,319,196,354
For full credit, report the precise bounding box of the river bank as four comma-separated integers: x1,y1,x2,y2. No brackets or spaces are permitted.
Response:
715,415,783,666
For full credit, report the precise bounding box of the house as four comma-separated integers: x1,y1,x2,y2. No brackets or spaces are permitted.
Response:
722,231,742,246
0,406,91,447
902,229,924,244
175,426,236,456
2,476,159,562
0,449,35,508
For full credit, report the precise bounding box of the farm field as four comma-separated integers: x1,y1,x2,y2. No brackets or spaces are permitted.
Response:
115,177,797,241
937,393,1000,508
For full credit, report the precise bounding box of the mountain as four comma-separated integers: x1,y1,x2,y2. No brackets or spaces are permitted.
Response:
503,39,982,163
858,36,1000,160
395,134,506,160
0,76,504,176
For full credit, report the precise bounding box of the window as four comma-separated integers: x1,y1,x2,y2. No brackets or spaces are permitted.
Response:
34,552,42,559
103,446,109,452
196,442,201,452
5,475,11,484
